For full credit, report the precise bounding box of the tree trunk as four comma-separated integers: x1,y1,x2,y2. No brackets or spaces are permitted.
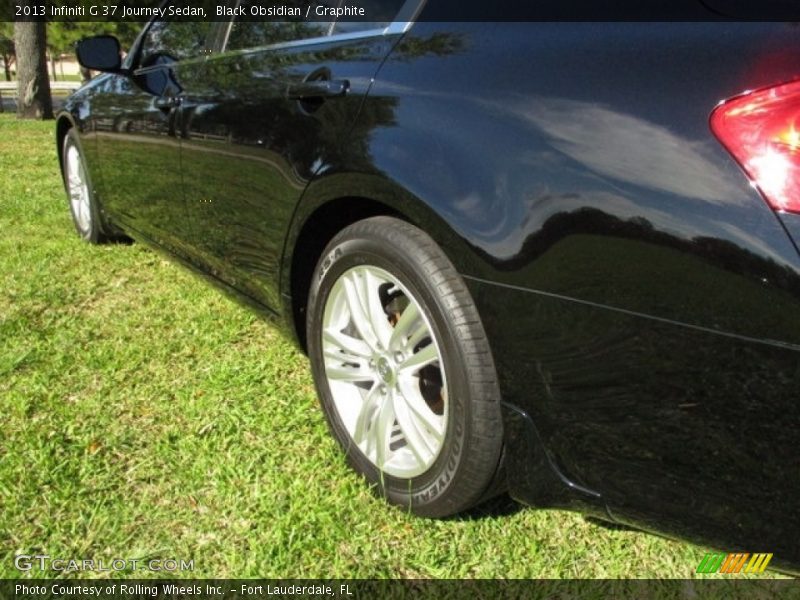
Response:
13,20,53,119
2,56,10,81
50,51,57,82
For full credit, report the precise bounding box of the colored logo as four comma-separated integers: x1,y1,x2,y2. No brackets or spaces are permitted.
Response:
696,552,773,574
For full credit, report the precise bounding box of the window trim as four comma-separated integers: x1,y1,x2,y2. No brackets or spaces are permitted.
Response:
219,0,426,55
123,0,426,73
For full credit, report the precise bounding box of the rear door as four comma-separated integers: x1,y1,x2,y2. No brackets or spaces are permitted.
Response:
176,0,411,310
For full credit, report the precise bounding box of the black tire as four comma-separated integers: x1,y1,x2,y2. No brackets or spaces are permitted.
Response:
61,129,110,244
307,216,504,517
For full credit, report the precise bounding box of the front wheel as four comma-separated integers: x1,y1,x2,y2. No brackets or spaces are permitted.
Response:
307,217,504,517
62,129,109,244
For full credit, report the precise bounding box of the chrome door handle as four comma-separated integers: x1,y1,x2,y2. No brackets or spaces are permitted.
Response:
287,79,349,100
154,95,182,110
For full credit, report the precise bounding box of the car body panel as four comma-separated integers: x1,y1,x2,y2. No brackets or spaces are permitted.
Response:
90,67,188,249
469,276,800,568
782,213,800,251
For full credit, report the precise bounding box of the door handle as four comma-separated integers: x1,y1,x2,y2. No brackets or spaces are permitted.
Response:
154,95,182,110
287,79,349,100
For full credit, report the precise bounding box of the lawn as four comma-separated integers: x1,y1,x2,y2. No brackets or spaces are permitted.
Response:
0,114,787,581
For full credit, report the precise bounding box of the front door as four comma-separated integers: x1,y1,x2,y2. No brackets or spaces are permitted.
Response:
93,8,213,252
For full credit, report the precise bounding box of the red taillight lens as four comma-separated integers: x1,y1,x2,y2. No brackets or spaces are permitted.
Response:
711,79,800,214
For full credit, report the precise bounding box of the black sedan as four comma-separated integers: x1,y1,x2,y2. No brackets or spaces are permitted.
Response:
57,0,800,573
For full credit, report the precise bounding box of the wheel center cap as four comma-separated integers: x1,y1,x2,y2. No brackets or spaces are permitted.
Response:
376,356,394,384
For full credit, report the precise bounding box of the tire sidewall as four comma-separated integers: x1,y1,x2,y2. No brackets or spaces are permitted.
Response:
307,234,475,512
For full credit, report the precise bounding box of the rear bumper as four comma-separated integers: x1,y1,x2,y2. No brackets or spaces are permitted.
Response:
465,274,800,570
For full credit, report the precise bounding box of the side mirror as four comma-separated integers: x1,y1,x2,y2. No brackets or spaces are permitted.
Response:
76,35,122,73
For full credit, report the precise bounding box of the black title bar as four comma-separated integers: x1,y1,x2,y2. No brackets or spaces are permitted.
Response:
3,579,800,600
4,0,800,22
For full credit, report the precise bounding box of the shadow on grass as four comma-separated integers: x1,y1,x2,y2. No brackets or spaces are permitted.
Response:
584,515,637,532
454,493,525,521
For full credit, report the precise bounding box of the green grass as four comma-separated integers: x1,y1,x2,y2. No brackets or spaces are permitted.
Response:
0,114,789,581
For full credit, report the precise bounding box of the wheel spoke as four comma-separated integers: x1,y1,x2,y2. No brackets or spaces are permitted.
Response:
353,384,382,444
80,193,90,227
325,362,374,383
391,391,435,465
399,343,439,374
397,375,444,440
341,273,380,351
68,152,80,180
323,345,361,365
372,392,395,468
323,328,371,360
76,197,85,227
389,301,420,350
73,188,86,227
362,269,392,349
78,165,87,192
406,319,430,350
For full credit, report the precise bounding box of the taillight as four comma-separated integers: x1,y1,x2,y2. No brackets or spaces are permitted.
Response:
711,79,800,214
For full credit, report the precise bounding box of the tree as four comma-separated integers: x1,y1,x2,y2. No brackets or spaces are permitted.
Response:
14,18,52,119
47,22,99,82
0,23,14,81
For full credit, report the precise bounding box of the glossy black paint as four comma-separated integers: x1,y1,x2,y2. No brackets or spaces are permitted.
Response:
58,15,800,572
75,35,122,73
176,33,399,308
365,20,800,571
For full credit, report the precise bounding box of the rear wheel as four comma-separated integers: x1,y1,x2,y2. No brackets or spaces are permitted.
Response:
307,216,504,517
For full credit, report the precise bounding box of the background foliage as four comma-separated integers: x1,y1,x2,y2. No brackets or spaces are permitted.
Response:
0,22,140,81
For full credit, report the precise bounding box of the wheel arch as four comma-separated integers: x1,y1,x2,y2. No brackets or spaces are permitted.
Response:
281,173,473,352
55,113,76,181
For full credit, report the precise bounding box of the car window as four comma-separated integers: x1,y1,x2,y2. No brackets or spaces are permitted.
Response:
225,0,335,52
138,2,213,67
331,0,407,35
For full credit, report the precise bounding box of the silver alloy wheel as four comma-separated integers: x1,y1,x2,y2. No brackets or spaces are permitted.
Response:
66,144,91,233
322,265,448,478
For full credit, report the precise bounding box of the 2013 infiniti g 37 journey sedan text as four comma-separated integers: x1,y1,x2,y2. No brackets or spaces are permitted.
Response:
57,0,800,573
